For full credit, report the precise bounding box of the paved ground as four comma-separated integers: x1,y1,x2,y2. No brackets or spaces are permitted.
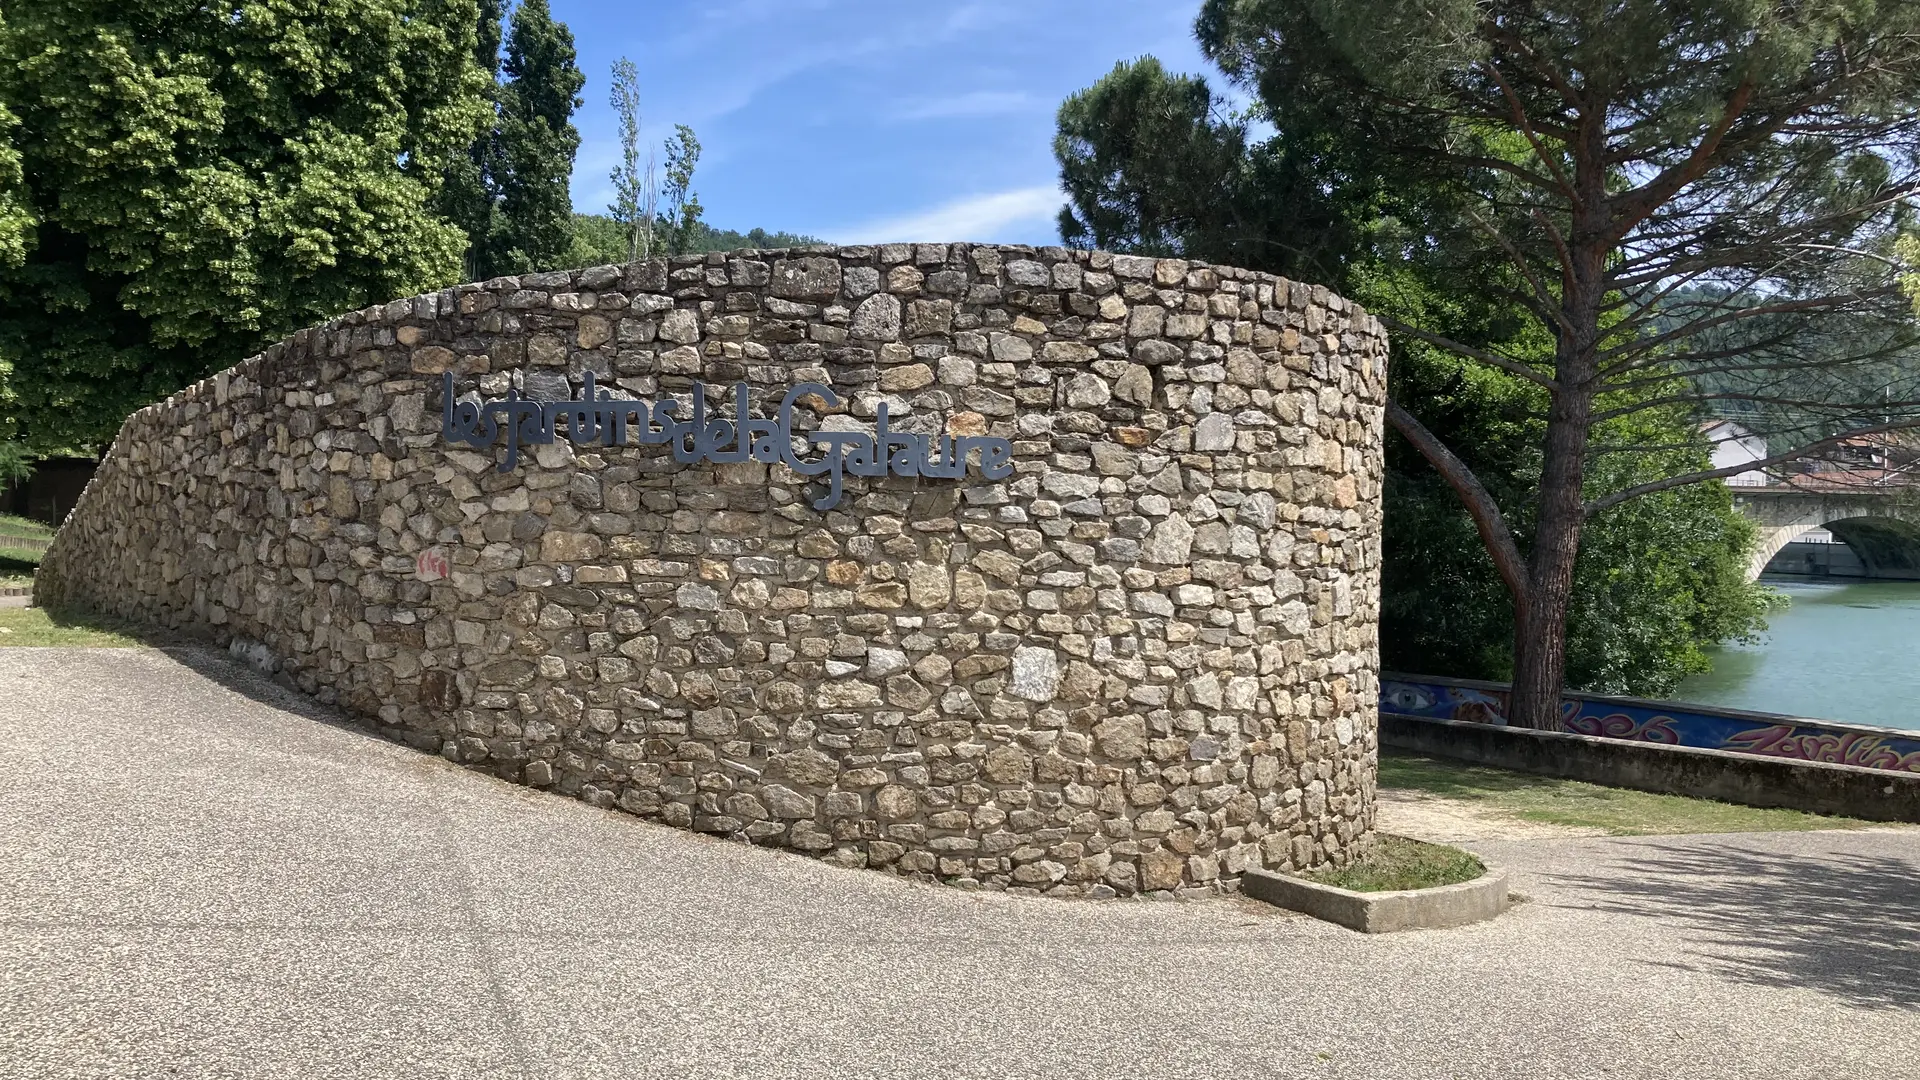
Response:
1,647,1916,1080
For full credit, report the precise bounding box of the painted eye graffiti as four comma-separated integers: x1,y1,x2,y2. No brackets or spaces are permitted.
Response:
1382,685,1435,713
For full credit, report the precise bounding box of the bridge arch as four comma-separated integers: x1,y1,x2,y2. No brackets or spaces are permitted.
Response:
1820,517,1920,579
1735,488,1920,580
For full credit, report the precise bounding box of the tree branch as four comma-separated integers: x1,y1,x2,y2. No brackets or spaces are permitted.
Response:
1375,316,1564,391
1386,398,1533,615
1595,292,1874,366
1583,419,1920,515
1604,77,1757,242
1484,59,1577,199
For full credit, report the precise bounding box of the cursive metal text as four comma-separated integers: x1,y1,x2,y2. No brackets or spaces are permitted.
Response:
440,372,1015,510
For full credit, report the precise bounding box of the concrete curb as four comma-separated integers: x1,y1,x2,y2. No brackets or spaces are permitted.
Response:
1243,864,1510,933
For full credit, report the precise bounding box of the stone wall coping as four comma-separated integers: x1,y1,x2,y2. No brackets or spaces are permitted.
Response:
1383,714,1920,823
1382,669,1917,739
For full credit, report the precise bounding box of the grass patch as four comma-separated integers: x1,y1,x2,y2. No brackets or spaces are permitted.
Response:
0,514,51,590
1380,750,1877,835
1309,834,1484,892
0,607,142,647
0,552,37,591
0,512,54,540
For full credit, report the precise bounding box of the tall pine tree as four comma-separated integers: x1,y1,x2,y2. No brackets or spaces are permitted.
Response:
0,0,491,453
491,0,584,276
1185,0,1920,726
437,0,508,283
447,0,584,280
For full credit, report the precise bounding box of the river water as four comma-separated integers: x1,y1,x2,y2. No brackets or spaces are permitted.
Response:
1675,578,1920,732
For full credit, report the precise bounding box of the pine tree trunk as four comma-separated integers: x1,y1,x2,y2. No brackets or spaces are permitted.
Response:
1508,554,1575,730
1507,386,1592,729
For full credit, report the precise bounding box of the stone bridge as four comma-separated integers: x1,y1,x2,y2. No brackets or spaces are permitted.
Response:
1734,485,1920,580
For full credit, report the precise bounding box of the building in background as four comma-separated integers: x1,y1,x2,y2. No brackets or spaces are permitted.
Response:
1703,419,1770,486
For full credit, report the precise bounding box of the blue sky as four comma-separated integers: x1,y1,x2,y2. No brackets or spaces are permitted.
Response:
552,0,1215,246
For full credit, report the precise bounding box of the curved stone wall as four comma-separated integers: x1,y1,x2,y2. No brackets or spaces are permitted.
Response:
39,244,1387,896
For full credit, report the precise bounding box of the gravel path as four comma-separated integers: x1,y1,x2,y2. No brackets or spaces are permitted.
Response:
2,647,1915,1080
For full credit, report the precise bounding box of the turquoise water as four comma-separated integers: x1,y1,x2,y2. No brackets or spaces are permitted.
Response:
1675,578,1920,732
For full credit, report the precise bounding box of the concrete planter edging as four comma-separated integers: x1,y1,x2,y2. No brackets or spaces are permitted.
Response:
1242,864,1510,933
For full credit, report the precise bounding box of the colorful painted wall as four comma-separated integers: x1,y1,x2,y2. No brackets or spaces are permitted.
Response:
1381,673,1920,774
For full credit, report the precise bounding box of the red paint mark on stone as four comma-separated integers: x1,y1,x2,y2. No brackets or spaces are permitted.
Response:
415,547,449,582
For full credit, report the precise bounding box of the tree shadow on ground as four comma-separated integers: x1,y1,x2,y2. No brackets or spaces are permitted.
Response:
1547,841,1920,1010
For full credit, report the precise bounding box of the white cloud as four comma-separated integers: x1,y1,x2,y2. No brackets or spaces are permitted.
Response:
890,90,1036,122
634,0,1016,129
831,185,1065,244
940,1,1023,36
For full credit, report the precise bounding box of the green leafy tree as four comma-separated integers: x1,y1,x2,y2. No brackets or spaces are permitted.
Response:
489,0,585,276
568,215,823,267
437,0,508,283
593,62,705,266
1056,57,1373,286
660,125,705,257
570,214,631,267
1056,47,1778,698
0,9,32,448
439,0,584,280
0,0,491,453
0,9,29,275
1180,0,1920,727
607,58,653,263
0,440,31,488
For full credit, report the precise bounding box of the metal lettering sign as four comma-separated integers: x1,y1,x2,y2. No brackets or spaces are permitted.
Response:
440,372,1015,510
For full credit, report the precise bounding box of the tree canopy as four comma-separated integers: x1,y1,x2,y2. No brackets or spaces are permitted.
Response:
657,125,706,257
491,0,584,275
1055,57,1372,284
0,9,28,274
1175,0,1920,725
0,0,491,454
436,0,508,283
568,215,823,267
442,0,585,281
1056,44,1785,699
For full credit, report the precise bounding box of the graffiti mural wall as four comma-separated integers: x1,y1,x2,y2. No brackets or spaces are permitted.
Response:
1380,674,1920,775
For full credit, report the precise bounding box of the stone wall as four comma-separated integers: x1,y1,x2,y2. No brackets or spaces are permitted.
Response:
39,244,1388,897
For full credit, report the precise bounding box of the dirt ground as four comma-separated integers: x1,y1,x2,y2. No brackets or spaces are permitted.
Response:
1374,786,1611,842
